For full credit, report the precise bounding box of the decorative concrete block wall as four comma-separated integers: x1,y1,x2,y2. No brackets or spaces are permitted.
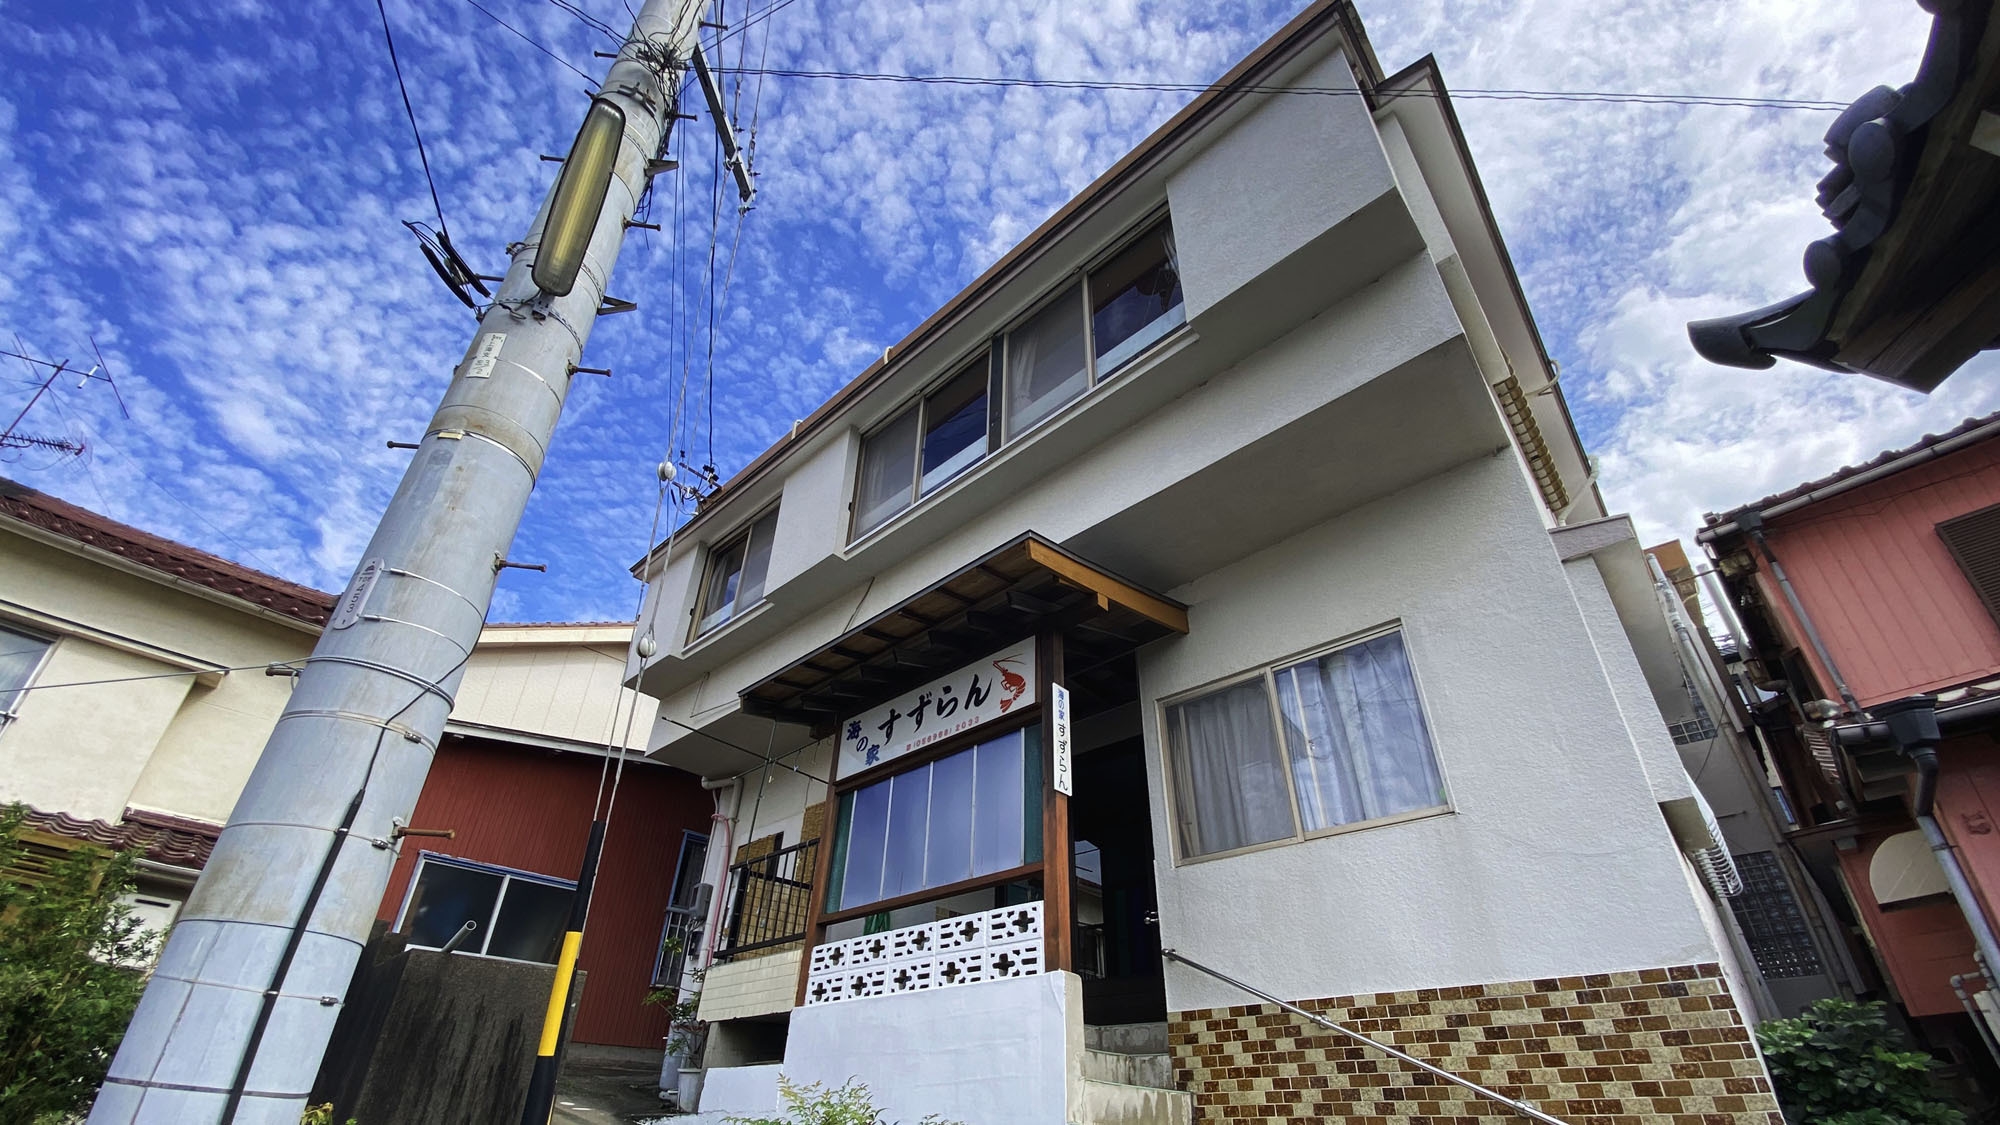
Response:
1168,963,1783,1124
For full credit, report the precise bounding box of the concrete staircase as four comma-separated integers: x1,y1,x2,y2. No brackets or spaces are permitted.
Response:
1079,1023,1191,1125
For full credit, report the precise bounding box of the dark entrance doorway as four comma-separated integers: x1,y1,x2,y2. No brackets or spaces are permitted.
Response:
1071,734,1164,1026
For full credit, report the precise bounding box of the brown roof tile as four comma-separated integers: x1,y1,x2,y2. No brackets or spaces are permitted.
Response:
0,477,335,626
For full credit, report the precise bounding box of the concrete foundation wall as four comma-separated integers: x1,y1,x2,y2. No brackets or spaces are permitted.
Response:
782,972,1082,1125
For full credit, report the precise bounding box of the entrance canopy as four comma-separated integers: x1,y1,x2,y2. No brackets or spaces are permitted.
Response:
740,533,1188,729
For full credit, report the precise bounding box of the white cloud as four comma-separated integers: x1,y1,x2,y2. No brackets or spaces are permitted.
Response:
0,0,1989,622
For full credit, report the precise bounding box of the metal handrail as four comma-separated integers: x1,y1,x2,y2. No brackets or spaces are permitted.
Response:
1160,949,1572,1125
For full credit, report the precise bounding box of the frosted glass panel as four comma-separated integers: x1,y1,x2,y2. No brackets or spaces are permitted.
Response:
925,750,975,886
972,730,1026,876
841,782,891,909
881,768,931,898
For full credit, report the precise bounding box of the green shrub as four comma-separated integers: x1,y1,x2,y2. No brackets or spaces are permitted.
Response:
0,804,159,1125
1756,998,1964,1125
726,1078,961,1125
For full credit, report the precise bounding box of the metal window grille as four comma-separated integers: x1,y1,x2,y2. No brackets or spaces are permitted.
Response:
716,838,819,962
1727,851,1825,979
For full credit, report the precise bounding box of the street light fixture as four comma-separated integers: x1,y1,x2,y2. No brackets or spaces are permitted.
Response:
533,98,627,297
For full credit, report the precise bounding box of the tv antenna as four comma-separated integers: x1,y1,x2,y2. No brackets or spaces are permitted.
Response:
1,335,128,460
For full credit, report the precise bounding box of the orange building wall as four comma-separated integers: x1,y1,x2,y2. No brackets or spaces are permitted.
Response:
375,736,711,1049
1751,441,2000,708
1836,830,1979,1017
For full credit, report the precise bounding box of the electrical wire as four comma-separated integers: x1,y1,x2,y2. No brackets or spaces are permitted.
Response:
463,0,599,84
373,0,456,238
714,67,1852,111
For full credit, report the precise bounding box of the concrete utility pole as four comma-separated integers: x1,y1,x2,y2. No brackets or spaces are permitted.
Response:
91,3,711,1120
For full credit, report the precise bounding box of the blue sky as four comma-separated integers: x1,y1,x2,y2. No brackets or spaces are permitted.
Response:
2,0,1993,624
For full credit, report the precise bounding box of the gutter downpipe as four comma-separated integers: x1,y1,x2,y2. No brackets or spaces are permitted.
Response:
1739,511,1861,714
698,775,740,970
1877,695,2000,986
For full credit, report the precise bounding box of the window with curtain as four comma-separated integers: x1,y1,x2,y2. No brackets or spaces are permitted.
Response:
827,727,1040,912
1164,628,1445,860
853,354,992,539
1003,283,1088,438
696,507,779,636
847,217,1188,542
0,623,52,727
1089,221,1182,378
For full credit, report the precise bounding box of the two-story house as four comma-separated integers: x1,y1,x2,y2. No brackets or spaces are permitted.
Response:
0,480,707,1057
623,4,1789,1124
1700,410,2000,1098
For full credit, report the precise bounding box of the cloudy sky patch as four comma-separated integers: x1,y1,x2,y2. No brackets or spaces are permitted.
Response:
1,0,1991,624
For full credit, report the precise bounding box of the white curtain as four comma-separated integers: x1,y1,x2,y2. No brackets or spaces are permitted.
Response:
1167,678,1293,857
1005,284,1087,435
854,407,918,534
1276,631,1443,831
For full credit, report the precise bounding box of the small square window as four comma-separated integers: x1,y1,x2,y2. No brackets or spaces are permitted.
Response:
696,508,779,636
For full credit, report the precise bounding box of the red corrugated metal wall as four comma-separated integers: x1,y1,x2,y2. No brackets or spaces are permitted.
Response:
1758,439,2000,708
375,736,710,1049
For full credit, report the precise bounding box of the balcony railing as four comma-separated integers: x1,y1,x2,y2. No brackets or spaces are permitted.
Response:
716,838,818,962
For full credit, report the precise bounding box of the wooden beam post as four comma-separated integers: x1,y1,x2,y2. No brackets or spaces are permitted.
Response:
1040,629,1074,974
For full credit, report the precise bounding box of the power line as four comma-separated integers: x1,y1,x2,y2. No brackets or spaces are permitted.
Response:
463,0,598,84
713,68,1851,111
373,0,455,237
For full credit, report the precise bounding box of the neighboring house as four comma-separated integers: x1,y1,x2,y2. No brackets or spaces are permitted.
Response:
1698,411,2000,1098
0,478,330,929
624,5,1786,1123
1687,0,1998,391
372,622,714,1051
0,480,706,1052
1645,540,1859,1017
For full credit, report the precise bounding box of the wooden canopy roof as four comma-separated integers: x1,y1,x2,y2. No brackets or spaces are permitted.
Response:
739,534,1188,728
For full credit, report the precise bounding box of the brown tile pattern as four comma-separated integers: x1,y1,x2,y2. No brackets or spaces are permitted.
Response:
1168,963,1783,1124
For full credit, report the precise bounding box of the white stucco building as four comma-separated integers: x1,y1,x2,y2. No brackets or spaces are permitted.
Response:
625,4,1786,1122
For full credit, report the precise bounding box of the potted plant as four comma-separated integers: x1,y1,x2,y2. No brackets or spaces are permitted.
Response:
644,965,706,1112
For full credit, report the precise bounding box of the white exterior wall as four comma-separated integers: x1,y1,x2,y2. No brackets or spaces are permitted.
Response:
782,973,1082,1125
0,529,316,825
451,624,653,750
1141,454,1718,1012
1560,555,1698,808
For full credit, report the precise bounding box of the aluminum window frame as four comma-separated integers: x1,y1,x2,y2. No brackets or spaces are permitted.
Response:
0,619,57,733
692,504,781,641
847,210,1184,545
392,851,579,965
1155,622,1454,866
849,348,995,541
651,829,710,988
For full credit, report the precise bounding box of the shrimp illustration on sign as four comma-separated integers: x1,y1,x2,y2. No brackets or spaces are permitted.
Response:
993,657,1029,712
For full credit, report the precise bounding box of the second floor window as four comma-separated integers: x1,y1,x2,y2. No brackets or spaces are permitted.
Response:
850,217,1184,542
697,507,779,636
854,356,992,538
0,623,52,730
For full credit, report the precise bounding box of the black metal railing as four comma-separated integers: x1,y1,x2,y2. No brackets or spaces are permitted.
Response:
716,838,818,962
652,903,703,987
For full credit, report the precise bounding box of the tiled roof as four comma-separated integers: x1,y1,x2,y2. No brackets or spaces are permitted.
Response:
1704,411,2000,528
19,806,219,870
0,478,336,626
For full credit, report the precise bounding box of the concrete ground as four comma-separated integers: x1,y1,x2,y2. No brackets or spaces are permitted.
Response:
552,1044,670,1125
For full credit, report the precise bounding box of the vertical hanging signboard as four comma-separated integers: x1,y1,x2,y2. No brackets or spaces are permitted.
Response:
1050,683,1073,796
838,640,1038,777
